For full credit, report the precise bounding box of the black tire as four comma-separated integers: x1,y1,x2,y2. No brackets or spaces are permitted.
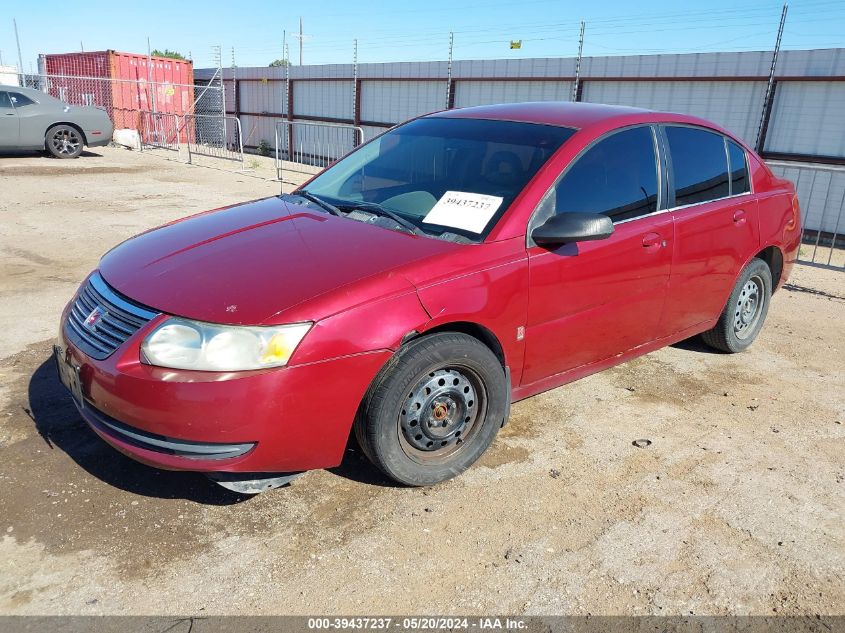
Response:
354,332,508,486
701,258,772,353
45,124,84,159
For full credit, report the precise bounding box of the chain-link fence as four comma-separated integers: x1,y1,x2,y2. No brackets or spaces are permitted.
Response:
14,72,243,168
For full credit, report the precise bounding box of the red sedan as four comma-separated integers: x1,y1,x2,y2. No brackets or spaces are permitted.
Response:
55,102,801,492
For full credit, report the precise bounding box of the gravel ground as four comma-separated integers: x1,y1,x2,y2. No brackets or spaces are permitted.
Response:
0,147,842,616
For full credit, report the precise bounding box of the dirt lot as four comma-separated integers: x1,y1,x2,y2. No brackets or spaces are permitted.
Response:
0,147,843,616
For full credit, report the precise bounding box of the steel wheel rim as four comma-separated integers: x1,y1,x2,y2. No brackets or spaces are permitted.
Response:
398,366,487,463
734,274,764,340
51,128,81,155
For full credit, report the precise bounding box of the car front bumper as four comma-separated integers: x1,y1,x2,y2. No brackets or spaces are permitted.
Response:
57,304,391,474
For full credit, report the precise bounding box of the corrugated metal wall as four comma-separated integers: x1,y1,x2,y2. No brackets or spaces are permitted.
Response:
203,48,845,244
581,80,767,145
293,80,352,120
765,82,845,158
361,80,444,123
454,80,573,108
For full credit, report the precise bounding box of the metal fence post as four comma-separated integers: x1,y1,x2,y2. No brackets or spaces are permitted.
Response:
572,21,586,102
755,3,788,154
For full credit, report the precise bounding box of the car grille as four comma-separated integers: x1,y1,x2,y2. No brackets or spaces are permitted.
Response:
64,272,159,360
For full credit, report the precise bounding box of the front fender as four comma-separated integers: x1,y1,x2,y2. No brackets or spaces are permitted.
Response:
288,289,432,366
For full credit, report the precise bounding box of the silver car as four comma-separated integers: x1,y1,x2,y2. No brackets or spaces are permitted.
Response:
0,85,113,158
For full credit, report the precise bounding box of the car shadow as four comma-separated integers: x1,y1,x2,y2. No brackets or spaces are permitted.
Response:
27,356,249,505
328,443,403,489
670,334,724,354
0,149,103,159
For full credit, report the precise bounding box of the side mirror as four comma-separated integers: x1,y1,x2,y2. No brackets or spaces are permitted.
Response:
531,212,614,247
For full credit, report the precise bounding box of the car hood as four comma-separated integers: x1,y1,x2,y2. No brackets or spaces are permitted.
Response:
99,196,459,325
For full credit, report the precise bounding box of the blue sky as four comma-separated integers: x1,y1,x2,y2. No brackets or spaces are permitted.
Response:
2,0,844,72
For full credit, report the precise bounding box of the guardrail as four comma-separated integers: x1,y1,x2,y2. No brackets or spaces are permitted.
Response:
138,111,182,153
769,161,845,270
182,114,244,165
274,120,364,187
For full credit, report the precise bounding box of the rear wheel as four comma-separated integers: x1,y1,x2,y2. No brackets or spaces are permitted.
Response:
46,124,83,159
701,258,772,353
354,332,508,486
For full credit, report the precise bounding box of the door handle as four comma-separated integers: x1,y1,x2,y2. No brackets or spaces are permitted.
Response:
733,209,747,224
642,232,666,249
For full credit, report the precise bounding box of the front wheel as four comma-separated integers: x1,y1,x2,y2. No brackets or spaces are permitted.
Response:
45,124,83,158
701,258,772,353
354,332,508,486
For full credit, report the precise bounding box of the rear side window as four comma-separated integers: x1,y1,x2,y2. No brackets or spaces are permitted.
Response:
727,139,750,195
10,93,36,107
0,92,12,108
552,126,659,223
666,126,730,206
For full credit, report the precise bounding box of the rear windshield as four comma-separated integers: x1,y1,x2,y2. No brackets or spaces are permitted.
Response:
303,117,575,241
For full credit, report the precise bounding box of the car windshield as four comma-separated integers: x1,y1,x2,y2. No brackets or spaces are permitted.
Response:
299,117,575,241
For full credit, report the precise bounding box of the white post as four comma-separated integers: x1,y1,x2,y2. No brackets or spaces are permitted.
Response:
445,31,454,109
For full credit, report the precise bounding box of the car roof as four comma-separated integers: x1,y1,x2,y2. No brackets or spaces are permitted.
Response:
430,101,719,132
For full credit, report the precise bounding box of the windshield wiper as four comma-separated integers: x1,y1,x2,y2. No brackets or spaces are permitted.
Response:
335,200,423,236
292,190,344,217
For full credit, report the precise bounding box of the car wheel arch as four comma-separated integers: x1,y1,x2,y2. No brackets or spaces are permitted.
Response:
755,245,784,291
45,122,87,147
710,244,786,326
402,321,507,370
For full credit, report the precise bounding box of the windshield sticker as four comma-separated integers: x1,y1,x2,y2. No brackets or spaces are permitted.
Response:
423,191,504,234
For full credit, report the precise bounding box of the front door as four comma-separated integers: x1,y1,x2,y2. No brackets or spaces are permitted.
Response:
0,91,19,148
522,125,674,386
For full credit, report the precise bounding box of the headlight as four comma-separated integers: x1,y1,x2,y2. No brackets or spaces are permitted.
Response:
141,318,312,371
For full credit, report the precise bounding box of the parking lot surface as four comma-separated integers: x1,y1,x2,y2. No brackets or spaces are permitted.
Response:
0,148,843,615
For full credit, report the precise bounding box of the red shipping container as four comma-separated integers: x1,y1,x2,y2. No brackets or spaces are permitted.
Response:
43,50,194,138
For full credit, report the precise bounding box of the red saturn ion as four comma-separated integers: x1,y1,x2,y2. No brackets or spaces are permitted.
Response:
56,103,801,492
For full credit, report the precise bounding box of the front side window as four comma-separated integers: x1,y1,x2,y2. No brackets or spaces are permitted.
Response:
0,92,12,109
727,139,750,195
542,125,659,225
666,126,730,206
9,93,36,107
301,117,575,241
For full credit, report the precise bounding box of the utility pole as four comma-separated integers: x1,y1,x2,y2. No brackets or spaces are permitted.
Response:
14,18,24,79
572,21,586,102
291,19,308,66
755,2,788,153
80,41,84,52
445,31,454,109
282,29,286,66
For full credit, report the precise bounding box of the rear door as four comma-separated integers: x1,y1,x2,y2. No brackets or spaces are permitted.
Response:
0,91,19,148
659,125,759,334
522,125,674,385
